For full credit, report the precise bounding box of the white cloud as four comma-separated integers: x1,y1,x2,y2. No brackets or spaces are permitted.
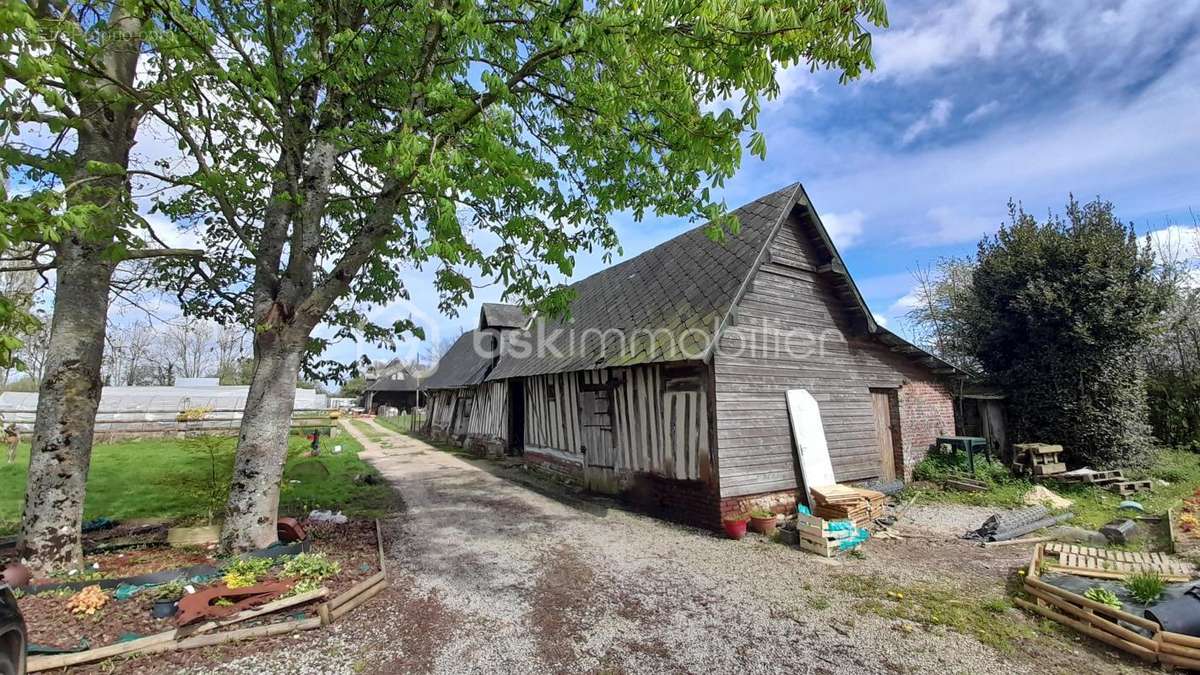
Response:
872,312,889,327
820,209,866,249
872,0,1011,81
964,100,1000,124
888,291,922,316
904,206,996,247
901,98,954,145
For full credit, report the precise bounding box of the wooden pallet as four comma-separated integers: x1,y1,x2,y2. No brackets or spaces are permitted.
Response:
1032,463,1066,476
1108,480,1152,495
1051,469,1125,484
1043,543,1194,581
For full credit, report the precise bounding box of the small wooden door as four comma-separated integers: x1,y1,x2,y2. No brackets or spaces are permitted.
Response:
871,390,897,481
578,371,616,491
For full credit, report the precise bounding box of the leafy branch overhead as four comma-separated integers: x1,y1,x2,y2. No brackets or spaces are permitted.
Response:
142,0,887,372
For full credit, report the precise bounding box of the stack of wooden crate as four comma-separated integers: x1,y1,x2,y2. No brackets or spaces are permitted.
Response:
1012,443,1066,476
794,511,858,557
809,485,886,528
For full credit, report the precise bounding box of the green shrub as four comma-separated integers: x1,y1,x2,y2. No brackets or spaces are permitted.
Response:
1124,571,1166,604
282,552,341,582
222,556,275,588
1083,587,1122,609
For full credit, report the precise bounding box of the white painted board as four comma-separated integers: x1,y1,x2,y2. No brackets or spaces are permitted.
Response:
787,389,836,505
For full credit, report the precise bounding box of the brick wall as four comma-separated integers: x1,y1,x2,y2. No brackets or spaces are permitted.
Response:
896,380,956,480
624,474,721,530
524,448,584,482
718,490,800,522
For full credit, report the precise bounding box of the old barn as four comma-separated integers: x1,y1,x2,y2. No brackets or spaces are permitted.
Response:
421,183,959,528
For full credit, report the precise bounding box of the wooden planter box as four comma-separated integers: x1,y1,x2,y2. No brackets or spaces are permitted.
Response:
1017,543,1200,667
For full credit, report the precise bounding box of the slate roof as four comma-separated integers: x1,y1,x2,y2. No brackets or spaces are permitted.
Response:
421,330,497,389
480,303,529,330
486,184,801,379
417,181,960,385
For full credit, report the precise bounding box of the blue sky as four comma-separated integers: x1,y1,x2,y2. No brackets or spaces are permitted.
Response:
343,0,1200,368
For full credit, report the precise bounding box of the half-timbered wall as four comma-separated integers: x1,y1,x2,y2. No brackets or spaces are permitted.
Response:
713,213,954,498
427,390,458,435
466,381,508,447
523,364,709,482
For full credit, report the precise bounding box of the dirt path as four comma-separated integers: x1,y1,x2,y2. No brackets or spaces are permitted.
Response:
189,419,1147,675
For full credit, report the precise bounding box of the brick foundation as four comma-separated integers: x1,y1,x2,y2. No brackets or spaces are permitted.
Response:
524,448,584,482
896,380,956,480
624,474,721,530
718,490,801,522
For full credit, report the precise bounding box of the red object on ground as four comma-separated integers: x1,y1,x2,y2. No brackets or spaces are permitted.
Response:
175,581,289,626
277,517,306,543
722,518,748,540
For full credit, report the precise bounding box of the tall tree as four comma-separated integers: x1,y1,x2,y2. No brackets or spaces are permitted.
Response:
151,0,887,551
0,0,202,569
965,199,1167,468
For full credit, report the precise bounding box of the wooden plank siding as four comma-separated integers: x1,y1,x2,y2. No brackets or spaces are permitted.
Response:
713,213,945,498
427,390,458,434
465,381,508,445
523,364,708,482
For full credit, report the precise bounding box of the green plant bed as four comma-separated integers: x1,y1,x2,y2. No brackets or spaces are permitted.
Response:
0,433,397,535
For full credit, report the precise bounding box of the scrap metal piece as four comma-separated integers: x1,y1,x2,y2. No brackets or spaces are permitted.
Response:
176,581,290,626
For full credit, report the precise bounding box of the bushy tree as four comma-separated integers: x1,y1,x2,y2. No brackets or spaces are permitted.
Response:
1,0,204,569
145,0,889,551
966,199,1167,468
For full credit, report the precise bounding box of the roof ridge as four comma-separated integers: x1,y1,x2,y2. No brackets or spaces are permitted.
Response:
556,182,802,293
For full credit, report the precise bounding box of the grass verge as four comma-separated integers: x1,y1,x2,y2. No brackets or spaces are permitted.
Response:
0,432,397,535
831,573,1042,654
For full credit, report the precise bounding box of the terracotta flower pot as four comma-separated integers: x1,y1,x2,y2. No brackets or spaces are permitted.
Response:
749,514,777,535
722,518,749,540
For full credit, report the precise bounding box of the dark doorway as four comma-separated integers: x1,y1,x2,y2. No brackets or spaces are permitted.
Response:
508,379,525,455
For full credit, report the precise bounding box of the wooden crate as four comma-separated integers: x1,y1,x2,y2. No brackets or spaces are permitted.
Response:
793,513,858,557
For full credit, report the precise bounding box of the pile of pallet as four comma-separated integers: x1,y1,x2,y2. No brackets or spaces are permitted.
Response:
1012,443,1066,476
809,485,886,528
1049,468,1152,495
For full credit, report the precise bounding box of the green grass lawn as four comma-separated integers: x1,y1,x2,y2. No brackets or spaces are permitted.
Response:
372,413,420,435
905,447,1200,532
0,431,397,535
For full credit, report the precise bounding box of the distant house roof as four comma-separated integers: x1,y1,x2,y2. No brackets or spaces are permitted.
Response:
423,182,959,383
479,303,529,330
364,372,423,393
421,330,496,389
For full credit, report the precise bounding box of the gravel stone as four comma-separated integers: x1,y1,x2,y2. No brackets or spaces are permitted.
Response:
168,419,1150,675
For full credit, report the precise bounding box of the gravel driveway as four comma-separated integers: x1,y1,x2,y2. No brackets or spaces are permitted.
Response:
183,420,1147,675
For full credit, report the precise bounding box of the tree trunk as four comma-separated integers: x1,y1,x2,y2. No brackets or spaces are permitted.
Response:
17,243,114,569
219,335,304,552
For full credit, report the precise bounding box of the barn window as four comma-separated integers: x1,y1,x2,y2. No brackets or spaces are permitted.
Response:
546,381,556,402
663,364,704,392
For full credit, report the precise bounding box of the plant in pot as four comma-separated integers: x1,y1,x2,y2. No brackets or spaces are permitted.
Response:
151,580,186,618
748,508,778,535
722,513,750,540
